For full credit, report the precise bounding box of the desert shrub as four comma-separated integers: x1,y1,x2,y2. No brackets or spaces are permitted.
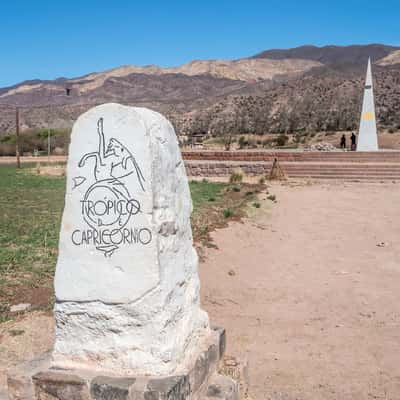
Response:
238,136,247,149
292,133,303,144
262,138,275,148
198,226,209,236
276,134,289,147
0,134,14,143
267,194,276,201
0,128,70,156
229,169,243,184
252,202,261,208
223,208,234,218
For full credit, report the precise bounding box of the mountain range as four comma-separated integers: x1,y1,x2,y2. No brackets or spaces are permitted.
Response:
1,44,400,137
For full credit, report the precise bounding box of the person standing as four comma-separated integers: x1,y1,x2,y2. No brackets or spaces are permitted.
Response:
340,134,346,150
351,132,357,151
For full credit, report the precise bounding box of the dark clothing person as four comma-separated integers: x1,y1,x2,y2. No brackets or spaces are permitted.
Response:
340,134,346,149
351,133,357,151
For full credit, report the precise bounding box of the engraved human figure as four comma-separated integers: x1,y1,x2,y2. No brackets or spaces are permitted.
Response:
78,118,145,191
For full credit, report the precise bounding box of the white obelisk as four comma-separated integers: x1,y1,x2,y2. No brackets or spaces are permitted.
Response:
357,58,378,151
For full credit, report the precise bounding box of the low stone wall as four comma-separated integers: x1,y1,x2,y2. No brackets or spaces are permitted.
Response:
185,162,271,177
185,160,400,180
183,151,279,162
182,150,400,162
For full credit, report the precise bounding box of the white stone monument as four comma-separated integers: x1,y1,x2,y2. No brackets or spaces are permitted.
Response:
357,58,379,151
53,103,210,374
7,104,238,400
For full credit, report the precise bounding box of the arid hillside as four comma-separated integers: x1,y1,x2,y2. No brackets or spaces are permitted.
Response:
180,64,400,136
0,44,399,138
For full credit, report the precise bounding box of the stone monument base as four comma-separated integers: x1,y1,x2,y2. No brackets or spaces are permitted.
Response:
7,327,238,400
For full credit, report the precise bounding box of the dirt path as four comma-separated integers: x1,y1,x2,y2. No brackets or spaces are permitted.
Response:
1,182,400,399
0,156,66,164
201,181,400,399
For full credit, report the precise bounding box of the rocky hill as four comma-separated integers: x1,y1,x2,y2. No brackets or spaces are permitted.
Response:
376,50,400,66
180,64,400,137
0,44,400,138
253,44,400,65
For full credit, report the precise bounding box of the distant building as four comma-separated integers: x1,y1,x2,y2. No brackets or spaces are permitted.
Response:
185,132,207,148
191,133,206,145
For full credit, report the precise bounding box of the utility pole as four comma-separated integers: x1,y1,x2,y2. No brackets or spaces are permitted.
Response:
15,107,21,169
47,129,51,163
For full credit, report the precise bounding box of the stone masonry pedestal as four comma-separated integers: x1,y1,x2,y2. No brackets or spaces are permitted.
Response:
7,327,238,400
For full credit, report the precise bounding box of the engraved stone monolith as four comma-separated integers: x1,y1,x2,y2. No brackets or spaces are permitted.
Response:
52,103,210,375
7,103,238,400
357,57,379,151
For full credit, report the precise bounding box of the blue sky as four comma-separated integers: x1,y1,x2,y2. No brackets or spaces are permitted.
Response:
0,0,399,87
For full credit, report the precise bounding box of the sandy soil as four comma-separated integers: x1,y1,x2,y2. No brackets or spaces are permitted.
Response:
1,182,400,399
0,156,67,165
201,181,400,399
0,312,53,398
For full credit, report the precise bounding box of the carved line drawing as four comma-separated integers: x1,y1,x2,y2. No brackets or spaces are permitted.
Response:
78,117,145,191
72,176,86,189
72,117,147,257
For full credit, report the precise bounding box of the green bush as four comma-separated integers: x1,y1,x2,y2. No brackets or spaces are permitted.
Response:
0,128,70,156
238,136,248,149
276,134,289,147
223,208,234,218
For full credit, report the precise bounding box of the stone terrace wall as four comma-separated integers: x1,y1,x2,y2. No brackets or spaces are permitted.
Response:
185,161,271,177
182,150,400,162
185,160,400,180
